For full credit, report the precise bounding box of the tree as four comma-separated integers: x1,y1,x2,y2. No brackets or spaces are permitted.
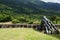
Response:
50,15,60,24
12,19,20,24
0,13,12,22
18,17,29,23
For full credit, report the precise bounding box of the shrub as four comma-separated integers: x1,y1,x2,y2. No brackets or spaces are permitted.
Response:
19,17,29,23
12,19,20,24
0,14,12,22
50,15,60,24
33,21,40,24
28,21,33,24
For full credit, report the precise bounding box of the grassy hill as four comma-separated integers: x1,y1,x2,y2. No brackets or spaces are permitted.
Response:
0,28,60,40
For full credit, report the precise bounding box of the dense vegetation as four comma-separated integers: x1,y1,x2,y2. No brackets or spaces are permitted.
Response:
0,0,60,24
0,11,60,24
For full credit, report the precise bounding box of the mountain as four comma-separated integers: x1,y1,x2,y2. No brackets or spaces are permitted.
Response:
0,0,60,16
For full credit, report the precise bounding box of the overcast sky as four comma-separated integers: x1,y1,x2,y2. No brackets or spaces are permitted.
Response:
41,0,60,3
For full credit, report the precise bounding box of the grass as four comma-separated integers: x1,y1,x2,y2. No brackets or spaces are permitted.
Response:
0,28,60,40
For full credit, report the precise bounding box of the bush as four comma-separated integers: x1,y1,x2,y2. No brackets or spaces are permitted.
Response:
50,15,60,24
12,19,20,24
28,21,33,24
33,21,40,24
0,14,12,22
18,17,29,23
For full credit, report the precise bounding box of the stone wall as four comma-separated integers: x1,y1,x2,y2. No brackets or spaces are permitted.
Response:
55,24,60,28
0,24,59,28
0,24,39,28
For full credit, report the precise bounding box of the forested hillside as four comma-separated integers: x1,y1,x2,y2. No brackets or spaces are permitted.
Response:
0,0,60,24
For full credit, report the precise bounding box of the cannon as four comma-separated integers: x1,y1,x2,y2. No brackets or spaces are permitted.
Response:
37,16,59,34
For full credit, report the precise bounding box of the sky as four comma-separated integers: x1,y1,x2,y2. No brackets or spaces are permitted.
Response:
41,0,60,3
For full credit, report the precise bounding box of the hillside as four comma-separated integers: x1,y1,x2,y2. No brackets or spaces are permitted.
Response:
0,0,60,24
0,0,60,15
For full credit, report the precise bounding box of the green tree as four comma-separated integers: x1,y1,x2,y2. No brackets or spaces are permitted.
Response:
50,15,60,24
18,17,29,23
12,19,20,24
0,13,12,22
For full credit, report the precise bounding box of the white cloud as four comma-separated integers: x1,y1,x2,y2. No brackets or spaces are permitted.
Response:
41,0,60,3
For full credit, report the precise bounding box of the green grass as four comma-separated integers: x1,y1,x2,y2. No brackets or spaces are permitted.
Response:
0,28,60,40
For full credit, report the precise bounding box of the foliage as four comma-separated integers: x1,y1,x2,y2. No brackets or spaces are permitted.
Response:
12,19,20,24
50,15,60,24
28,21,33,24
0,3,60,24
33,20,40,24
0,13,12,22
18,17,29,23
